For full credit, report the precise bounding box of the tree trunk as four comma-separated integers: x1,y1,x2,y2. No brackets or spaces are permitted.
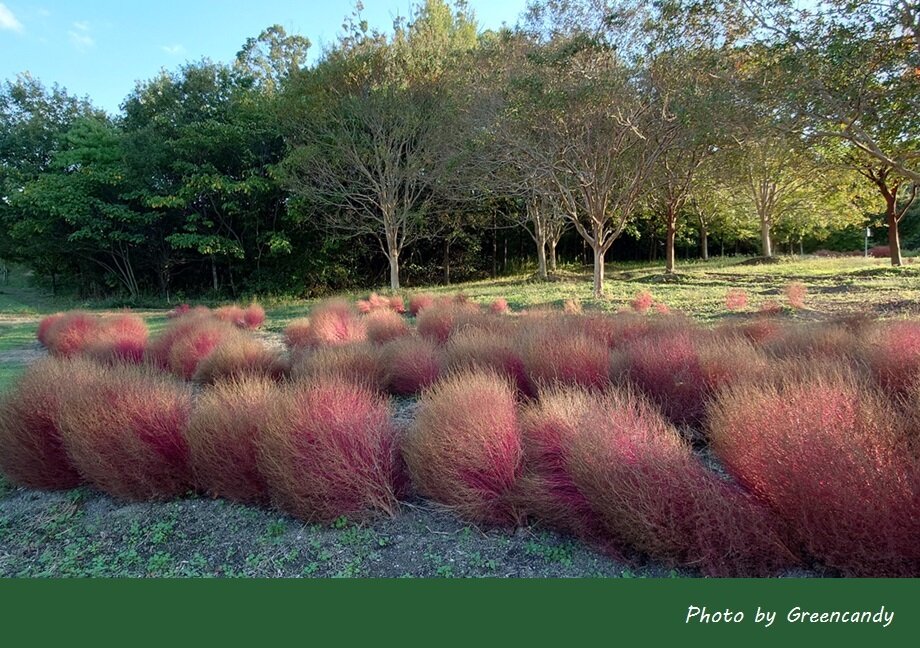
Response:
548,242,558,273
888,213,903,266
491,214,497,278
700,224,709,261
799,239,804,256
389,252,400,290
665,220,677,273
536,239,548,280
760,220,773,258
592,246,605,299
211,257,218,292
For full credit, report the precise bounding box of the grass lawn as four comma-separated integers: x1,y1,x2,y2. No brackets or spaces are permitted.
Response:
0,254,917,577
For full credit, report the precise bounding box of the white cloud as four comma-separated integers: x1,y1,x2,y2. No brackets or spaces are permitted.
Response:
69,30,94,50
161,43,185,55
0,3,24,32
72,20,90,31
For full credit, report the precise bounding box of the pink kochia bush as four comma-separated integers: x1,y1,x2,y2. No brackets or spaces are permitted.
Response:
365,309,410,344
186,376,277,503
291,344,385,392
566,389,794,576
490,298,510,314
446,329,533,397
379,336,442,395
302,299,367,347
865,320,920,394
402,371,523,525
725,289,748,311
514,388,609,543
57,362,193,500
84,313,149,364
631,291,654,314
408,293,435,316
192,335,288,384
283,318,312,350
147,314,239,379
36,313,65,346
521,325,611,391
708,371,920,576
0,358,84,489
623,330,766,426
39,311,100,357
257,376,402,522
785,282,807,309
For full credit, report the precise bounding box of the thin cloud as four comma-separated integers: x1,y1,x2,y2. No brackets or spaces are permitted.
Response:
69,30,94,50
161,43,185,55
73,20,90,31
0,3,24,32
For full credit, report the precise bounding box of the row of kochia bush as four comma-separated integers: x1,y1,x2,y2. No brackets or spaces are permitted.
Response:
2,294,919,576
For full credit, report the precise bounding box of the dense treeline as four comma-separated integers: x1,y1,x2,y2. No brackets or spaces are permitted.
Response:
1,0,918,300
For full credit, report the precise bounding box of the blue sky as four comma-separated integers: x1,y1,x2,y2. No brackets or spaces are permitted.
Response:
0,1,528,114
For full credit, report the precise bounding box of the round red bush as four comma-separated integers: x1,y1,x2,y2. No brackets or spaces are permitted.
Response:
0,358,85,489
187,376,278,503
257,376,402,521
58,363,193,500
402,371,523,525
379,336,443,395
193,336,288,383
365,309,410,344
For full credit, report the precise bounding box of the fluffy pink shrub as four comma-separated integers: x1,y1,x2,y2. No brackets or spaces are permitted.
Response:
257,376,402,521
708,372,920,576
623,330,766,427
402,371,523,525
291,344,384,392
866,320,920,394
303,299,367,347
192,336,288,384
242,303,266,329
759,299,783,315
408,293,435,316
563,299,582,315
490,298,510,314
389,296,406,313
445,329,534,397
631,291,654,314
84,313,149,364
166,304,192,319
365,309,410,344
186,376,277,503
42,311,101,357
784,282,807,309
379,337,443,395
417,302,461,344
37,313,65,346
513,388,609,541
567,389,794,576
283,318,312,349
57,363,193,500
214,305,247,328
653,302,671,315
725,289,748,311
0,358,85,489
148,314,239,379
521,326,611,391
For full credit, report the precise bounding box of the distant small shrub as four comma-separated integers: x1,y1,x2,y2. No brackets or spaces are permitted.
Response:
193,336,288,384
42,311,100,357
522,326,611,391
163,318,240,379
725,289,748,311
631,291,654,314
389,296,406,313
242,303,266,329
403,371,523,525
304,299,367,347
759,299,783,315
445,329,534,397
653,302,671,315
214,305,247,328
490,298,510,314
866,321,920,394
563,299,582,315
37,313,65,346
784,282,807,309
